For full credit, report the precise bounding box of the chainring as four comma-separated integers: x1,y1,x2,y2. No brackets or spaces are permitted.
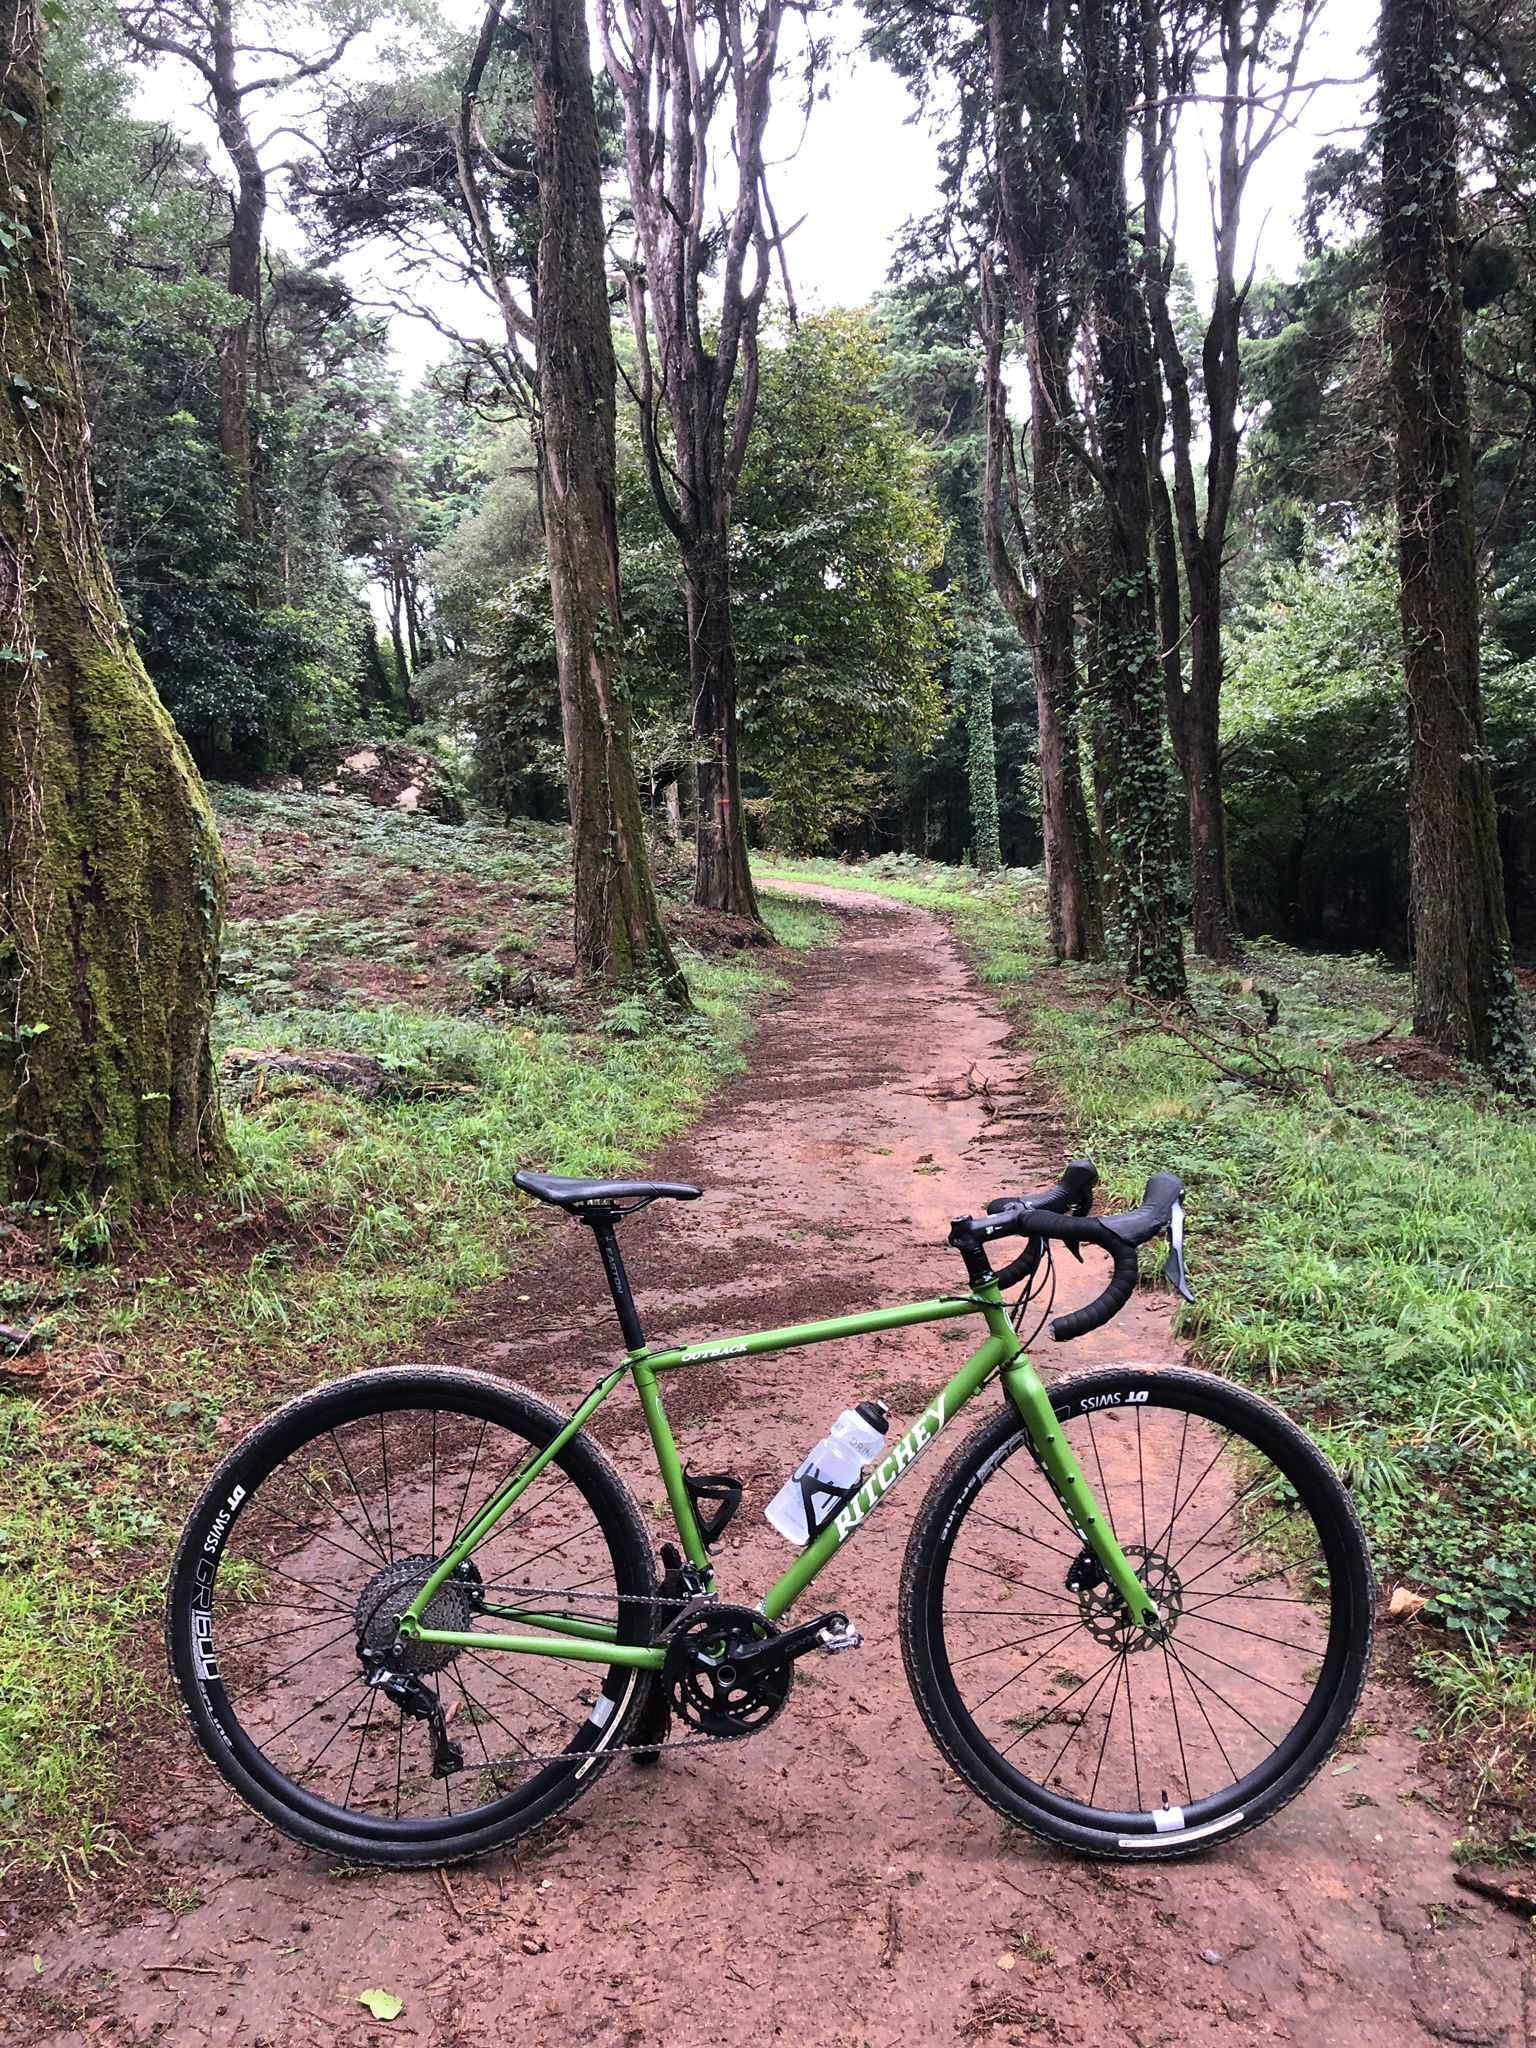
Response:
663,1603,791,1738
353,1553,473,1673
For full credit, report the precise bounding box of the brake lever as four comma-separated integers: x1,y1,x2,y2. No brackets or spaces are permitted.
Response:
1163,1198,1196,1303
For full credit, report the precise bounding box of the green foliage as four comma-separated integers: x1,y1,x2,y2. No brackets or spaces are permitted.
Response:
1226,522,1536,952
465,312,951,845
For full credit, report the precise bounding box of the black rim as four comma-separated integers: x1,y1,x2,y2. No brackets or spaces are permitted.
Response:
176,1379,647,1843
925,1379,1364,1838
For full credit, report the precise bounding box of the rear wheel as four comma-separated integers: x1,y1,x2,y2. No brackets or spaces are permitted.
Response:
167,1367,655,1867
900,1366,1373,1858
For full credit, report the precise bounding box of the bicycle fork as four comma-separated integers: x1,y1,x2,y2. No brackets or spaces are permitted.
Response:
999,1348,1163,1636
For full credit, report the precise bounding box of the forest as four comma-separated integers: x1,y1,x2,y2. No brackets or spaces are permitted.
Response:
5,0,1536,2023
25,0,1536,1055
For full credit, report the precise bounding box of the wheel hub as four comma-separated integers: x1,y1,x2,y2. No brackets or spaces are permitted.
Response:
1075,1543,1184,1653
353,1554,472,1673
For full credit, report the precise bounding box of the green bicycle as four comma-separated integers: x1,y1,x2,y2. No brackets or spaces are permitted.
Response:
167,1160,1374,1867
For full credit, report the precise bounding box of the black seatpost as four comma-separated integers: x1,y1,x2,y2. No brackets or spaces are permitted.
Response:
585,1211,647,1352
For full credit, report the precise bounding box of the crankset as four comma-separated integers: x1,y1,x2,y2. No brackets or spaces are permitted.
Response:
661,1603,857,1738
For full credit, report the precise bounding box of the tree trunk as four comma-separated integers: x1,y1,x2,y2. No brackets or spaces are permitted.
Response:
529,0,687,1002
0,0,231,1204
1181,569,1240,960
983,0,1103,959
211,0,263,542
684,532,763,921
1379,0,1525,1074
958,610,1002,873
1077,0,1184,997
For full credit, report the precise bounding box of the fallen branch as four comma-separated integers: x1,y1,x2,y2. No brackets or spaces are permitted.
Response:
1454,1870,1536,1918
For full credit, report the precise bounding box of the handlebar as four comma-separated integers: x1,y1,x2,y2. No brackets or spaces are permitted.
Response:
949,1165,1190,1341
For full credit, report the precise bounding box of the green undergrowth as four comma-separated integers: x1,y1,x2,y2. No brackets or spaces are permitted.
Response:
0,802,831,1882
768,852,1536,1829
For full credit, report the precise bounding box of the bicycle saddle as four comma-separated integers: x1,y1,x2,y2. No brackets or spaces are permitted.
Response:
513,1170,702,1209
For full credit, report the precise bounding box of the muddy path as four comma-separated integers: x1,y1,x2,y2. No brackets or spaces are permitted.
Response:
11,889,1528,2047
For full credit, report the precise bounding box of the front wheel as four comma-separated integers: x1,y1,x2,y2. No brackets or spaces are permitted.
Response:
167,1367,656,1867
900,1365,1374,1858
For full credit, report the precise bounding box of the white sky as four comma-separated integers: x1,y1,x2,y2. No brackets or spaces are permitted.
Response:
130,1,1374,391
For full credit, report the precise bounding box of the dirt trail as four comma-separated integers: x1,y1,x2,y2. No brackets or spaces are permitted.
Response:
12,889,1528,2047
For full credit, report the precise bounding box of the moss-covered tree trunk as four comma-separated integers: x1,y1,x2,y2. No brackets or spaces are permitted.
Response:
0,0,230,1204
957,609,1002,874
529,0,687,1000
1075,0,1184,999
1379,0,1526,1076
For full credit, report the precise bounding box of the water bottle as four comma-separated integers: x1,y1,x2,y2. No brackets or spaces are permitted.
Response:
765,1400,891,1545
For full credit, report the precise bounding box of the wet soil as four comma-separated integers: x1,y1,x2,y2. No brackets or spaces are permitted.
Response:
8,890,1529,2047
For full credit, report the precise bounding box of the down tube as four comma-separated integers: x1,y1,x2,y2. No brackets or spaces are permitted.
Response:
760,1329,1017,1621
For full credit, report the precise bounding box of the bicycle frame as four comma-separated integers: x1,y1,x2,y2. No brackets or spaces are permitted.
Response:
398,1278,1160,1669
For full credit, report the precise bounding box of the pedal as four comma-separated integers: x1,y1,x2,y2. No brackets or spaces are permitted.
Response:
817,1620,863,1654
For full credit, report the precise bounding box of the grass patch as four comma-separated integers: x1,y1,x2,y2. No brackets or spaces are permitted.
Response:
0,798,828,1879
768,851,1536,1820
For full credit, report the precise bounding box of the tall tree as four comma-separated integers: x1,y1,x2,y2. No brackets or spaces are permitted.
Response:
980,0,1104,957
119,0,372,536
1141,0,1322,962
528,0,687,999
0,0,230,1202
1378,0,1527,1074
598,0,796,926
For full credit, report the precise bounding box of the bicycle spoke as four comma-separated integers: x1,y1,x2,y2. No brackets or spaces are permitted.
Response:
251,1499,379,1576
329,1429,389,1561
451,1664,540,1764
219,1610,356,1657
449,1421,489,1547
378,1414,395,1563
1085,1414,1118,1541
457,1643,579,1730
1177,1608,1321,1657
1177,1506,1309,1595
1166,1642,1240,1781
1171,1634,1307,1712
1164,1641,1282,1750
479,1517,604,1589
999,1646,1118,1753
949,1553,1077,1606
1170,1467,1281,1574
966,1618,1086,1707
1013,1650,1120,1772
246,1559,354,1615
1161,1641,1193,1805
296,1686,369,1787
1123,1653,1142,1811
996,1461,1084,1554
236,1621,357,1692
265,1669,366,1747
1148,1431,1232,1559
1088,1656,1126,1807
342,1685,378,1811
966,1501,1080,1567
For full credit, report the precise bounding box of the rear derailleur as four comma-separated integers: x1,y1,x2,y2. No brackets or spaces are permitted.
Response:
358,1648,464,1779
